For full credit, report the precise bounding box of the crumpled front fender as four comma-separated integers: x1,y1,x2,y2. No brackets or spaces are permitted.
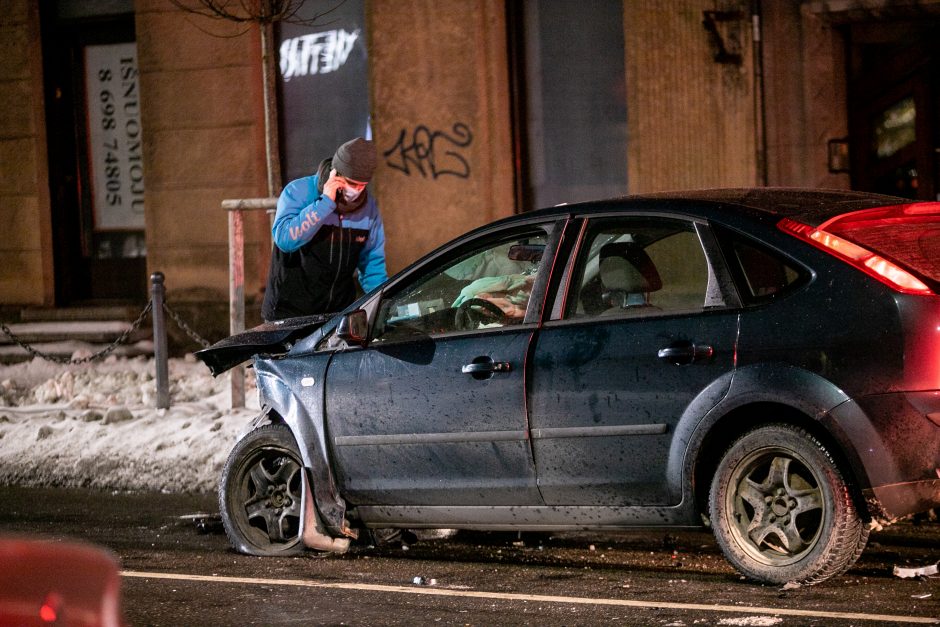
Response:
254,355,352,540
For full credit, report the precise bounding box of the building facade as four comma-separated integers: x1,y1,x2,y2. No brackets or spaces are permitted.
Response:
2,0,938,331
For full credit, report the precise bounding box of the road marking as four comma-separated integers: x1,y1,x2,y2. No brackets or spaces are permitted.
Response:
121,570,938,624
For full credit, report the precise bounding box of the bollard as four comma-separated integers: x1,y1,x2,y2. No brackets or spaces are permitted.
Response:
151,272,170,409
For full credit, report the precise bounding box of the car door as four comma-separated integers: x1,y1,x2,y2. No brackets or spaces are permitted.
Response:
530,215,740,506
324,224,557,506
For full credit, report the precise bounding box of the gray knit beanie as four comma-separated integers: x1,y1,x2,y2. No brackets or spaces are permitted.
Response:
333,137,376,182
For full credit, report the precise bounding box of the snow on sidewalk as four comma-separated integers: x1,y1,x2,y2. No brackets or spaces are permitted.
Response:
0,355,257,493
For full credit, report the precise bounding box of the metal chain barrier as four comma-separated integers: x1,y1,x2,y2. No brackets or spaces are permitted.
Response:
0,301,154,365
1,295,215,365
1,273,222,410
162,302,212,349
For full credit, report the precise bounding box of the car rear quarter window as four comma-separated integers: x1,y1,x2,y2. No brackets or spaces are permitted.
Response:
724,235,803,303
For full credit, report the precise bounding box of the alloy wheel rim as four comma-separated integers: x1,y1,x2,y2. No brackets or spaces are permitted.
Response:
725,446,826,566
237,446,302,548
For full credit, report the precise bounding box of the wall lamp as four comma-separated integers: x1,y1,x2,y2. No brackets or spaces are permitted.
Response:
828,138,850,173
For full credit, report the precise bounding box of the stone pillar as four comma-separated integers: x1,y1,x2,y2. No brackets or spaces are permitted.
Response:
368,0,515,272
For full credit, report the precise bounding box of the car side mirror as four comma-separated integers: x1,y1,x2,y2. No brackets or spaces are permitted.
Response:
336,309,369,347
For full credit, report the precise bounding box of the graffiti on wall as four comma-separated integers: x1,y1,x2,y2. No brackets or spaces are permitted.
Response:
279,29,360,81
383,123,473,179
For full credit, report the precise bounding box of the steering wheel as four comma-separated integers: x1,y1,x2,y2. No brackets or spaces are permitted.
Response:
454,298,508,330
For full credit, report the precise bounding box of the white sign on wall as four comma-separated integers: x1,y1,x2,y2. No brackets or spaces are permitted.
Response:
279,29,360,81
84,43,145,230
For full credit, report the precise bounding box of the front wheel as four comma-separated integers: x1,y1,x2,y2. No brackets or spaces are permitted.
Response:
709,424,866,585
219,423,305,556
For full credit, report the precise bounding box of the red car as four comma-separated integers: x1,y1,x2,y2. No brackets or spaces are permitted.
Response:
0,536,124,627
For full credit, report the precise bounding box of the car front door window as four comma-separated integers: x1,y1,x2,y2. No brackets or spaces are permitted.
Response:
373,232,548,342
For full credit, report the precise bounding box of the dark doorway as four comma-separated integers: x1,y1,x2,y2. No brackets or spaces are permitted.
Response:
507,0,628,211
40,1,146,305
847,23,940,201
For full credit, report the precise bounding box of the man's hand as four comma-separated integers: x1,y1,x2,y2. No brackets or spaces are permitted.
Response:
323,169,344,201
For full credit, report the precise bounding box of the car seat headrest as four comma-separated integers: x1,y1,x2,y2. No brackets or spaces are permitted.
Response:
599,242,662,293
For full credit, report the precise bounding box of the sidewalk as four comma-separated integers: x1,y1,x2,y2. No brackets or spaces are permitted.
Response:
0,355,257,493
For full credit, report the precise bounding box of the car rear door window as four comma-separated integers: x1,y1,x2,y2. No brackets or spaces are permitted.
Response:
566,218,711,318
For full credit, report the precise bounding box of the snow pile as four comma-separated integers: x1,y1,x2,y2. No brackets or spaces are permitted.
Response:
0,355,258,493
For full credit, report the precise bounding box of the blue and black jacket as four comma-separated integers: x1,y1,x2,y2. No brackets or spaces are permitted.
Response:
262,160,387,321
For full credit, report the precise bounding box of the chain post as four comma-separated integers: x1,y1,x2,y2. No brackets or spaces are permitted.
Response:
151,272,170,409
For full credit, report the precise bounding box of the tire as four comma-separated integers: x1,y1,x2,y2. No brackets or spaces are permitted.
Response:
708,423,866,585
219,423,305,556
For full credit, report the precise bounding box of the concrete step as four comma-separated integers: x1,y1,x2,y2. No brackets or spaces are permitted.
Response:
0,339,155,365
0,321,152,346
0,317,154,365
19,305,145,323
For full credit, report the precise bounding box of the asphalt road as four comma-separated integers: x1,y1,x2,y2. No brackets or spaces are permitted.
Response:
0,487,937,626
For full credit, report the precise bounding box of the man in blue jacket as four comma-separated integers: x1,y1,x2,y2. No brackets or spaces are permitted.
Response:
262,137,388,321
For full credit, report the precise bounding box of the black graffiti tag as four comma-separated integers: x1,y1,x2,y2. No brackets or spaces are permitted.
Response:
383,123,472,179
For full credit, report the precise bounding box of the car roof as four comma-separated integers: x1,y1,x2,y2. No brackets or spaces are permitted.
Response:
521,187,912,227
408,187,922,286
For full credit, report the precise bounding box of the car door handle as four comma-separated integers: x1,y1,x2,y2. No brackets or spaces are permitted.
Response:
657,341,714,365
461,359,512,374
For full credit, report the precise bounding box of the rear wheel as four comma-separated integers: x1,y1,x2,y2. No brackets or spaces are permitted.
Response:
709,424,866,584
219,423,305,556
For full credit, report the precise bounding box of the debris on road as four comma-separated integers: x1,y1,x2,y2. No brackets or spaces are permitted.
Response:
179,513,224,534
893,562,939,579
717,616,783,626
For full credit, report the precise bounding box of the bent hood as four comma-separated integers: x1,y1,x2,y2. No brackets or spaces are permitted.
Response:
195,313,334,376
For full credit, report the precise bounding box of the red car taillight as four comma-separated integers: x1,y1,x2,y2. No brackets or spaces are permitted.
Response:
778,204,940,296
